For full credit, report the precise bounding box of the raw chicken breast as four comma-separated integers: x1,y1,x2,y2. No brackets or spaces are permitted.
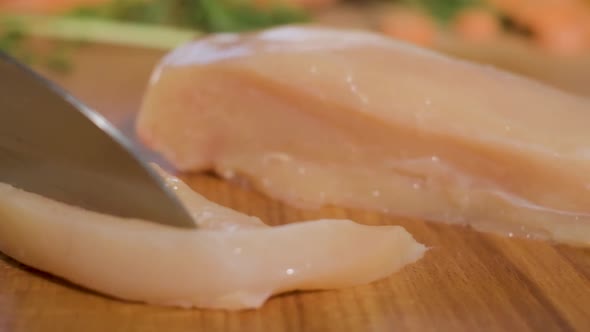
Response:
137,26,590,246
0,167,425,310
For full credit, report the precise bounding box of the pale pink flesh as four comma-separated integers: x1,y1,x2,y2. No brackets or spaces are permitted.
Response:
138,26,590,246
0,167,425,310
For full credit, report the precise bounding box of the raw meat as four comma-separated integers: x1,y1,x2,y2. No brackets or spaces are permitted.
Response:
0,166,425,310
137,26,590,246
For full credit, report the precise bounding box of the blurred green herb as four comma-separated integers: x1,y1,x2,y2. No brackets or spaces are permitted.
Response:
0,17,73,73
67,0,309,32
45,44,74,73
404,0,483,24
0,17,38,63
0,0,309,73
0,20,25,49
194,0,310,32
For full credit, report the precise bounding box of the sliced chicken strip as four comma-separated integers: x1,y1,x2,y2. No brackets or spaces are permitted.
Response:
0,167,425,310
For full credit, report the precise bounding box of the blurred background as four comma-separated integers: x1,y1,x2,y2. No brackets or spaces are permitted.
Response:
1,0,589,97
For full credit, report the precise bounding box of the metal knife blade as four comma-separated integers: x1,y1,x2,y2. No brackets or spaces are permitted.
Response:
0,52,196,228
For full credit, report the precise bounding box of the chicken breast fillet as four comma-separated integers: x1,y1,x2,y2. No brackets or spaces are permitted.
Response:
138,26,590,246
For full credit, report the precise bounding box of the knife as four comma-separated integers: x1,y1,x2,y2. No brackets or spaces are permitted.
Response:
0,52,196,228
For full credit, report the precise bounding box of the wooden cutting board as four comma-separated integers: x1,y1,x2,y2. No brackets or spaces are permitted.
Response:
0,43,589,332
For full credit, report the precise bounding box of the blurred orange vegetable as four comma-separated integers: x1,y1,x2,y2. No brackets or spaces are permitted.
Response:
0,0,109,13
452,7,501,42
488,0,590,54
535,13,590,54
379,9,436,47
532,4,589,54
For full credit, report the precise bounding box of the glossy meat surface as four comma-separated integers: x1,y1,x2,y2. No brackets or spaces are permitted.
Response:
0,167,425,310
138,26,590,246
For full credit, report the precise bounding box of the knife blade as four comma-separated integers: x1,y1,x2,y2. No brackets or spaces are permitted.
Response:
0,52,196,228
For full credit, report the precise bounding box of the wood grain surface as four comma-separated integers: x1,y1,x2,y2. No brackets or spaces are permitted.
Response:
0,39,589,332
